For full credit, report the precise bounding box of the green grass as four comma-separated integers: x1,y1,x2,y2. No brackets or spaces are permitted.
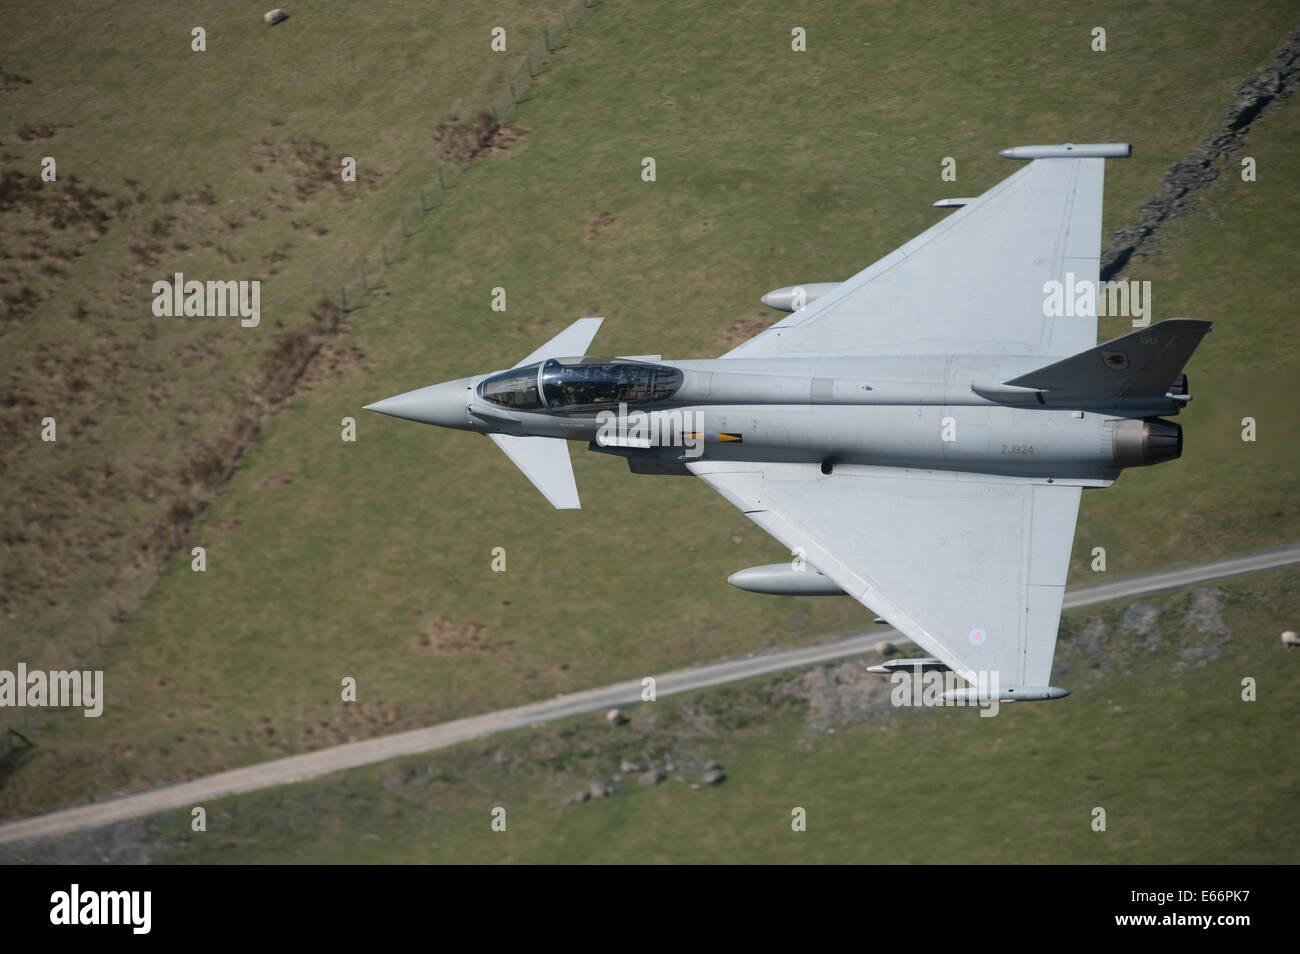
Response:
2,0,1297,822
1081,75,1300,579
11,566,1294,864
0,0,558,654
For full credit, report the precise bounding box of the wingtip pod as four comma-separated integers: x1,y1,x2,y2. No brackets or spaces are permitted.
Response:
943,686,1070,703
999,142,1132,160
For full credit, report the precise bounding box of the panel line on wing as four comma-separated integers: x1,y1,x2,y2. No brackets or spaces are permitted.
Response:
726,156,1105,360
690,460,1080,688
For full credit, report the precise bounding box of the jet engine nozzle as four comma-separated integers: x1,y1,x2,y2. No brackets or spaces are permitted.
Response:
1111,418,1182,468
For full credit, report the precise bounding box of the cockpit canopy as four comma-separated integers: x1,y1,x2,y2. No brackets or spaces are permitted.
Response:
477,363,543,410
477,357,683,411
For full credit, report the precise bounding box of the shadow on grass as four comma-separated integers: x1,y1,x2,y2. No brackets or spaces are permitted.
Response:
0,729,35,798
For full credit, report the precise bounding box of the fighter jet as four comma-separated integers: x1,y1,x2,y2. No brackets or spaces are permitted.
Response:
367,142,1210,704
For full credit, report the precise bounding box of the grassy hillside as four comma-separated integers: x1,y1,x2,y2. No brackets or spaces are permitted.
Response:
9,566,1296,863
2,0,1297,826
0,0,570,811
0,0,559,663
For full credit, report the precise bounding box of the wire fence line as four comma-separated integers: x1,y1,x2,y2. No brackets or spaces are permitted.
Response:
335,0,602,314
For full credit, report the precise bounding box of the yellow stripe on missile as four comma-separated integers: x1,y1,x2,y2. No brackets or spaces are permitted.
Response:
685,432,743,442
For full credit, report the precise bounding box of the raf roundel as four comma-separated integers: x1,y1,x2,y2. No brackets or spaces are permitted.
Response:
969,628,987,646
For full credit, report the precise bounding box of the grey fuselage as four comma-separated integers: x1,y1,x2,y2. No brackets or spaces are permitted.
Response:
437,355,1184,484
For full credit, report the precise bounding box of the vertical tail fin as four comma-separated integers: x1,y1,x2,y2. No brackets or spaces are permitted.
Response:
1005,318,1211,400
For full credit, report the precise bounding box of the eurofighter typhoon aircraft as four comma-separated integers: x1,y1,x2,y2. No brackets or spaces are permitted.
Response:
368,143,1210,704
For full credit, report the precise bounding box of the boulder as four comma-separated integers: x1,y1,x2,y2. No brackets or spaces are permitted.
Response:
1120,603,1161,635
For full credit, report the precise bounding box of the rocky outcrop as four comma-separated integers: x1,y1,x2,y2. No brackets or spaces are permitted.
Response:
1101,25,1300,280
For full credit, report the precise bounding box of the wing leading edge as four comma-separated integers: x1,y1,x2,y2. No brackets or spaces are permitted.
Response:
689,461,1080,689
725,144,1130,360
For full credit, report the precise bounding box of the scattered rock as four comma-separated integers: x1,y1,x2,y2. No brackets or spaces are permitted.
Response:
701,769,726,786
1176,647,1220,667
1283,631,1299,647
1184,587,1229,636
264,9,289,25
1120,603,1161,636
605,708,626,726
776,661,897,729
1076,616,1112,658
877,641,897,656
1100,25,1300,279
1161,159,1219,195
1170,589,1232,672
639,768,666,787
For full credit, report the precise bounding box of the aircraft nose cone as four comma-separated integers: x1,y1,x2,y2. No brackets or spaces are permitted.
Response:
365,378,473,429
